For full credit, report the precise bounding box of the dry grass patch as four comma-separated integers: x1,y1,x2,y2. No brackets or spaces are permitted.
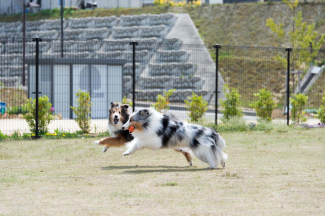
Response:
0,129,324,215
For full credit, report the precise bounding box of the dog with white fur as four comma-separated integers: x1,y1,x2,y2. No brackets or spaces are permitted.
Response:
122,108,228,169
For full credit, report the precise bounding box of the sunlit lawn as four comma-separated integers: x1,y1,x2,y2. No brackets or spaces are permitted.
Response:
0,129,324,215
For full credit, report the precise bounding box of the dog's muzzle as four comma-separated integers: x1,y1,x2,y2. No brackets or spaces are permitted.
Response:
113,116,119,124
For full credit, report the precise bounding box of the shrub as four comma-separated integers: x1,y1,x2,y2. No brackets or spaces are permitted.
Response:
184,92,208,122
23,95,53,134
220,85,243,121
7,106,28,115
209,117,248,132
154,0,200,6
250,88,277,122
0,130,8,141
290,93,308,123
122,96,133,108
70,90,92,133
317,92,325,123
152,89,175,113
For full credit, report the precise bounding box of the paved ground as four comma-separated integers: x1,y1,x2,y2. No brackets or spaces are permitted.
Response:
0,110,321,135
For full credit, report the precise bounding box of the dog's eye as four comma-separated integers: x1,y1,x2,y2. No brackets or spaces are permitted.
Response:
113,111,115,113
130,119,133,122
119,111,121,114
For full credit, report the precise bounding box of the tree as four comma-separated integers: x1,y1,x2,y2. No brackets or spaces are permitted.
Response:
266,0,325,70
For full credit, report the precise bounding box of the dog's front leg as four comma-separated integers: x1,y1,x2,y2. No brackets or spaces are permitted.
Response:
122,139,139,156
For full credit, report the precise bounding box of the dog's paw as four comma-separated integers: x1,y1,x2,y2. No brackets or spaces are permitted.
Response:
102,146,108,153
122,151,130,156
94,140,100,145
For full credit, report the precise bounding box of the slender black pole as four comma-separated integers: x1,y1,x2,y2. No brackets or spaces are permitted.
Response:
32,37,42,138
61,0,64,58
22,3,26,86
130,41,138,112
213,44,221,125
286,48,292,126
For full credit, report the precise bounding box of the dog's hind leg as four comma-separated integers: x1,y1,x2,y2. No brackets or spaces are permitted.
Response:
94,136,127,152
218,149,228,168
175,148,193,166
191,145,218,169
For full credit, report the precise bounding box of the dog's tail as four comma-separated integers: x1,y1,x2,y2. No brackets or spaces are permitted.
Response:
216,135,226,149
212,130,226,149
213,131,228,167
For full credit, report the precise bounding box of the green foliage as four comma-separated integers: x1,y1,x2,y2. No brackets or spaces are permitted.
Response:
205,117,303,133
70,90,92,133
0,130,8,141
211,117,248,132
23,95,53,134
250,88,277,122
316,92,325,123
7,106,28,115
290,93,308,123
152,89,175,113
266,0,325,69
154,0,190,6
184,92,208,122
122,96,133,108
220,85,243,121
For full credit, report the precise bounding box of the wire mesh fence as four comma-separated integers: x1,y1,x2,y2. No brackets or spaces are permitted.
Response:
0,37,324,136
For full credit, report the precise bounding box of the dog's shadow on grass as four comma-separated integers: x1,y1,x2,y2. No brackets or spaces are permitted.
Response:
101,165,220,174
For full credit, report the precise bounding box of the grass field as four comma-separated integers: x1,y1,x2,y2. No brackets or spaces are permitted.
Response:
0,129,324,215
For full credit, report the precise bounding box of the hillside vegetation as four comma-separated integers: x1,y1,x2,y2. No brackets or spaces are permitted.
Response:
1,2,324,47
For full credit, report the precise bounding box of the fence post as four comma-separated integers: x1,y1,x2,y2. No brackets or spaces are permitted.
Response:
60,0,64,58
286,47,292,126
213,44,221,125
130,41,138,112
32,37,42,139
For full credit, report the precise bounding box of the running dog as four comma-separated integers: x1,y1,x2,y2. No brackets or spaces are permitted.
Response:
94,103,193,165
122,108,228,169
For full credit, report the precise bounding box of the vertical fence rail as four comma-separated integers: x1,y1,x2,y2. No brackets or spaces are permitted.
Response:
286,48,292,125
60,0,64,58
32,37,42,138
130,41,138,112
213,44,221,125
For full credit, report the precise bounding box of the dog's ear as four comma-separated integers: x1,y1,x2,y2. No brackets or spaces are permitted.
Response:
139,109,149,116
111,102,118,108
121,104,129,110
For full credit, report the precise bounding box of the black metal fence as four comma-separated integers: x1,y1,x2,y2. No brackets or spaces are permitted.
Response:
0,37,324,136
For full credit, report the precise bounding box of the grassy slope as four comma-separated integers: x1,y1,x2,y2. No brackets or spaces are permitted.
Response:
0,129,324,215
1,2,324,47
1,3,324,108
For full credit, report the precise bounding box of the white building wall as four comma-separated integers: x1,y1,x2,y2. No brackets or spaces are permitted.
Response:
97,0,143,9
208,0,223,4
0,0,143,15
